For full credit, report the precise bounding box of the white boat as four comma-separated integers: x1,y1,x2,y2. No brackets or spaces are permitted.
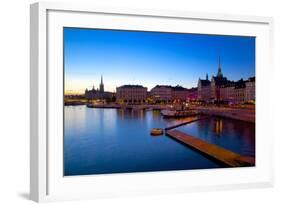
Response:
161,110,176,117
161,109,199,118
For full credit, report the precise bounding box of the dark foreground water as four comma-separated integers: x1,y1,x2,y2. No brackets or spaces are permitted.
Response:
64,106,255,176
178,117,255,157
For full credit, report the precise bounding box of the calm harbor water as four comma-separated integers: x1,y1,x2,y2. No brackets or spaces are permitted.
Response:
64,105,255,176
178,117,255,157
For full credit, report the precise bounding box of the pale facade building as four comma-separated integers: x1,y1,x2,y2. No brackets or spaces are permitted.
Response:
186,87,198,102
197,74,211,102
150,85,173,103
172,85,189,101
220,84,235,102
245,77,255,102
220,79,250,104
116,85,147,104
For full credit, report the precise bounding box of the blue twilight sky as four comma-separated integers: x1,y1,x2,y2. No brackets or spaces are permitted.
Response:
64,27,255,94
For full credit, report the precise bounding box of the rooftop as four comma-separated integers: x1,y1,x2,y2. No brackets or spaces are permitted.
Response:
247,76,255,82
234,79,246,89
199,79,211,86
153,85,173,89
212,76,228,86
117,85,147,89
172,85,188,91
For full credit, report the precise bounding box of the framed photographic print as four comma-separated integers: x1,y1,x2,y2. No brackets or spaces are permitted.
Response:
30,2,274,202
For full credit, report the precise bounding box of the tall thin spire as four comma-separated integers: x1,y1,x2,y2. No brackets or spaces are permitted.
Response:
217,56,223,78
99,75,104,92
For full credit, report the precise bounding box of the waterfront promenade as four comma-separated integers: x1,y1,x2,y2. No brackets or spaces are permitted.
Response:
195,106,255,123
87,103,170,110
64,98,255,123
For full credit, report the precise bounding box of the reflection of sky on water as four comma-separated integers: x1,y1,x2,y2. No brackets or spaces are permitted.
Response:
64,106,255,176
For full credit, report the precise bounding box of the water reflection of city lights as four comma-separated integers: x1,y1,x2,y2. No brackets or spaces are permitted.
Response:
215,119,223,136
139,109,144,120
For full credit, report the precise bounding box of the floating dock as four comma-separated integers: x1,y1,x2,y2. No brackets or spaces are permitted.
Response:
166,129,255,167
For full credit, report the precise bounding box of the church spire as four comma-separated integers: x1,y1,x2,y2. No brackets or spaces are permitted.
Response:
99,75,104,92
217,56,223,78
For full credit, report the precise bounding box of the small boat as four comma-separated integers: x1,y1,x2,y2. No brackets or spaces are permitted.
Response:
160,110,176,117
150,128,164,136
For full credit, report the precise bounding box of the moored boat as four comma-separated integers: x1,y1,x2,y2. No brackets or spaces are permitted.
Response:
161,109,199,118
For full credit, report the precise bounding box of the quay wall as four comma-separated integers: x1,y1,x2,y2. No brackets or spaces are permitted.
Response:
86,104,171,110
198,107,255,123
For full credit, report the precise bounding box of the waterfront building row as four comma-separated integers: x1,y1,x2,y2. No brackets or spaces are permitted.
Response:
149,85,197,103
197,58,255,104
83,59,255,104
115,84,197,104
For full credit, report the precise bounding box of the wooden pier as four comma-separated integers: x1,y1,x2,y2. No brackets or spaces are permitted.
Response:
166,129,255,167
164,116,208,131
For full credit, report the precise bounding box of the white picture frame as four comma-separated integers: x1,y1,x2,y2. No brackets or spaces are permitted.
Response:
30,1,274,202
